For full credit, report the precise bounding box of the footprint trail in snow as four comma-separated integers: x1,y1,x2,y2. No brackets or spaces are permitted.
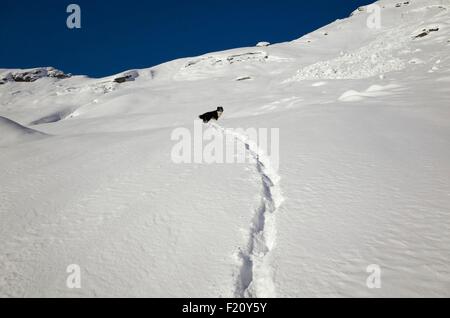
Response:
209,122,284,298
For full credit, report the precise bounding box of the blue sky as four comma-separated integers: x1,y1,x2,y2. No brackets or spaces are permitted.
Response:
0,0,372,78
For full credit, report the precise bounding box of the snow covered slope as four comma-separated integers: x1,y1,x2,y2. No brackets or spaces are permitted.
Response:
1,0,450,297
0,116,47,147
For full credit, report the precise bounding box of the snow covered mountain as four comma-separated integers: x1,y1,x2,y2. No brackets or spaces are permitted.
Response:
1,0,449,297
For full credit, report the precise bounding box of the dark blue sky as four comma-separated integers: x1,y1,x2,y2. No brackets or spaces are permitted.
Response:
1,0,372,78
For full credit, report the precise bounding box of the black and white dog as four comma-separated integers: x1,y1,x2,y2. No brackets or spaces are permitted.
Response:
199,107,224,123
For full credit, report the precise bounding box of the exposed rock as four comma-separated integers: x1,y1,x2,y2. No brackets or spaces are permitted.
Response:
227,52,268,64
396,1,410,7
235,76,252,81
114,70,139,83
1,67,71,84
185,51,269,68
350,6,365,15
413,27,440,39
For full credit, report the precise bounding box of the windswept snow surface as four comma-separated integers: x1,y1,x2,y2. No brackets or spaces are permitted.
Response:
0,116,47,146
1,0,450,297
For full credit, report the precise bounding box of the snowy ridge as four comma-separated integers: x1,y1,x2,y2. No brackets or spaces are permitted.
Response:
0,67,70,84
210,122,284,298
0,116,48,146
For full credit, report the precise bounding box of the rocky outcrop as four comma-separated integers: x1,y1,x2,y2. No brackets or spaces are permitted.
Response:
0,67,71,84
396,2,410,8
413,27,440,39
235,76,252,81
114,70,139,83
184,51,269,69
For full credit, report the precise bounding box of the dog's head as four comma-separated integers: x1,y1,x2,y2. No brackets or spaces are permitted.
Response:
217,107,224,117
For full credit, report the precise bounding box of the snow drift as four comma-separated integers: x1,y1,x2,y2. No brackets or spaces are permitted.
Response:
0,116,47,146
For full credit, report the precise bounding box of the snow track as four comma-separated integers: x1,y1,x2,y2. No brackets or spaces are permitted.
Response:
210,123,284,298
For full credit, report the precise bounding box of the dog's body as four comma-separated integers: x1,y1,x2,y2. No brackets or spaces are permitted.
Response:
199,107,224,123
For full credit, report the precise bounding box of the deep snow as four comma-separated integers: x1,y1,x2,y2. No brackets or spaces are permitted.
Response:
1,0,450,297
